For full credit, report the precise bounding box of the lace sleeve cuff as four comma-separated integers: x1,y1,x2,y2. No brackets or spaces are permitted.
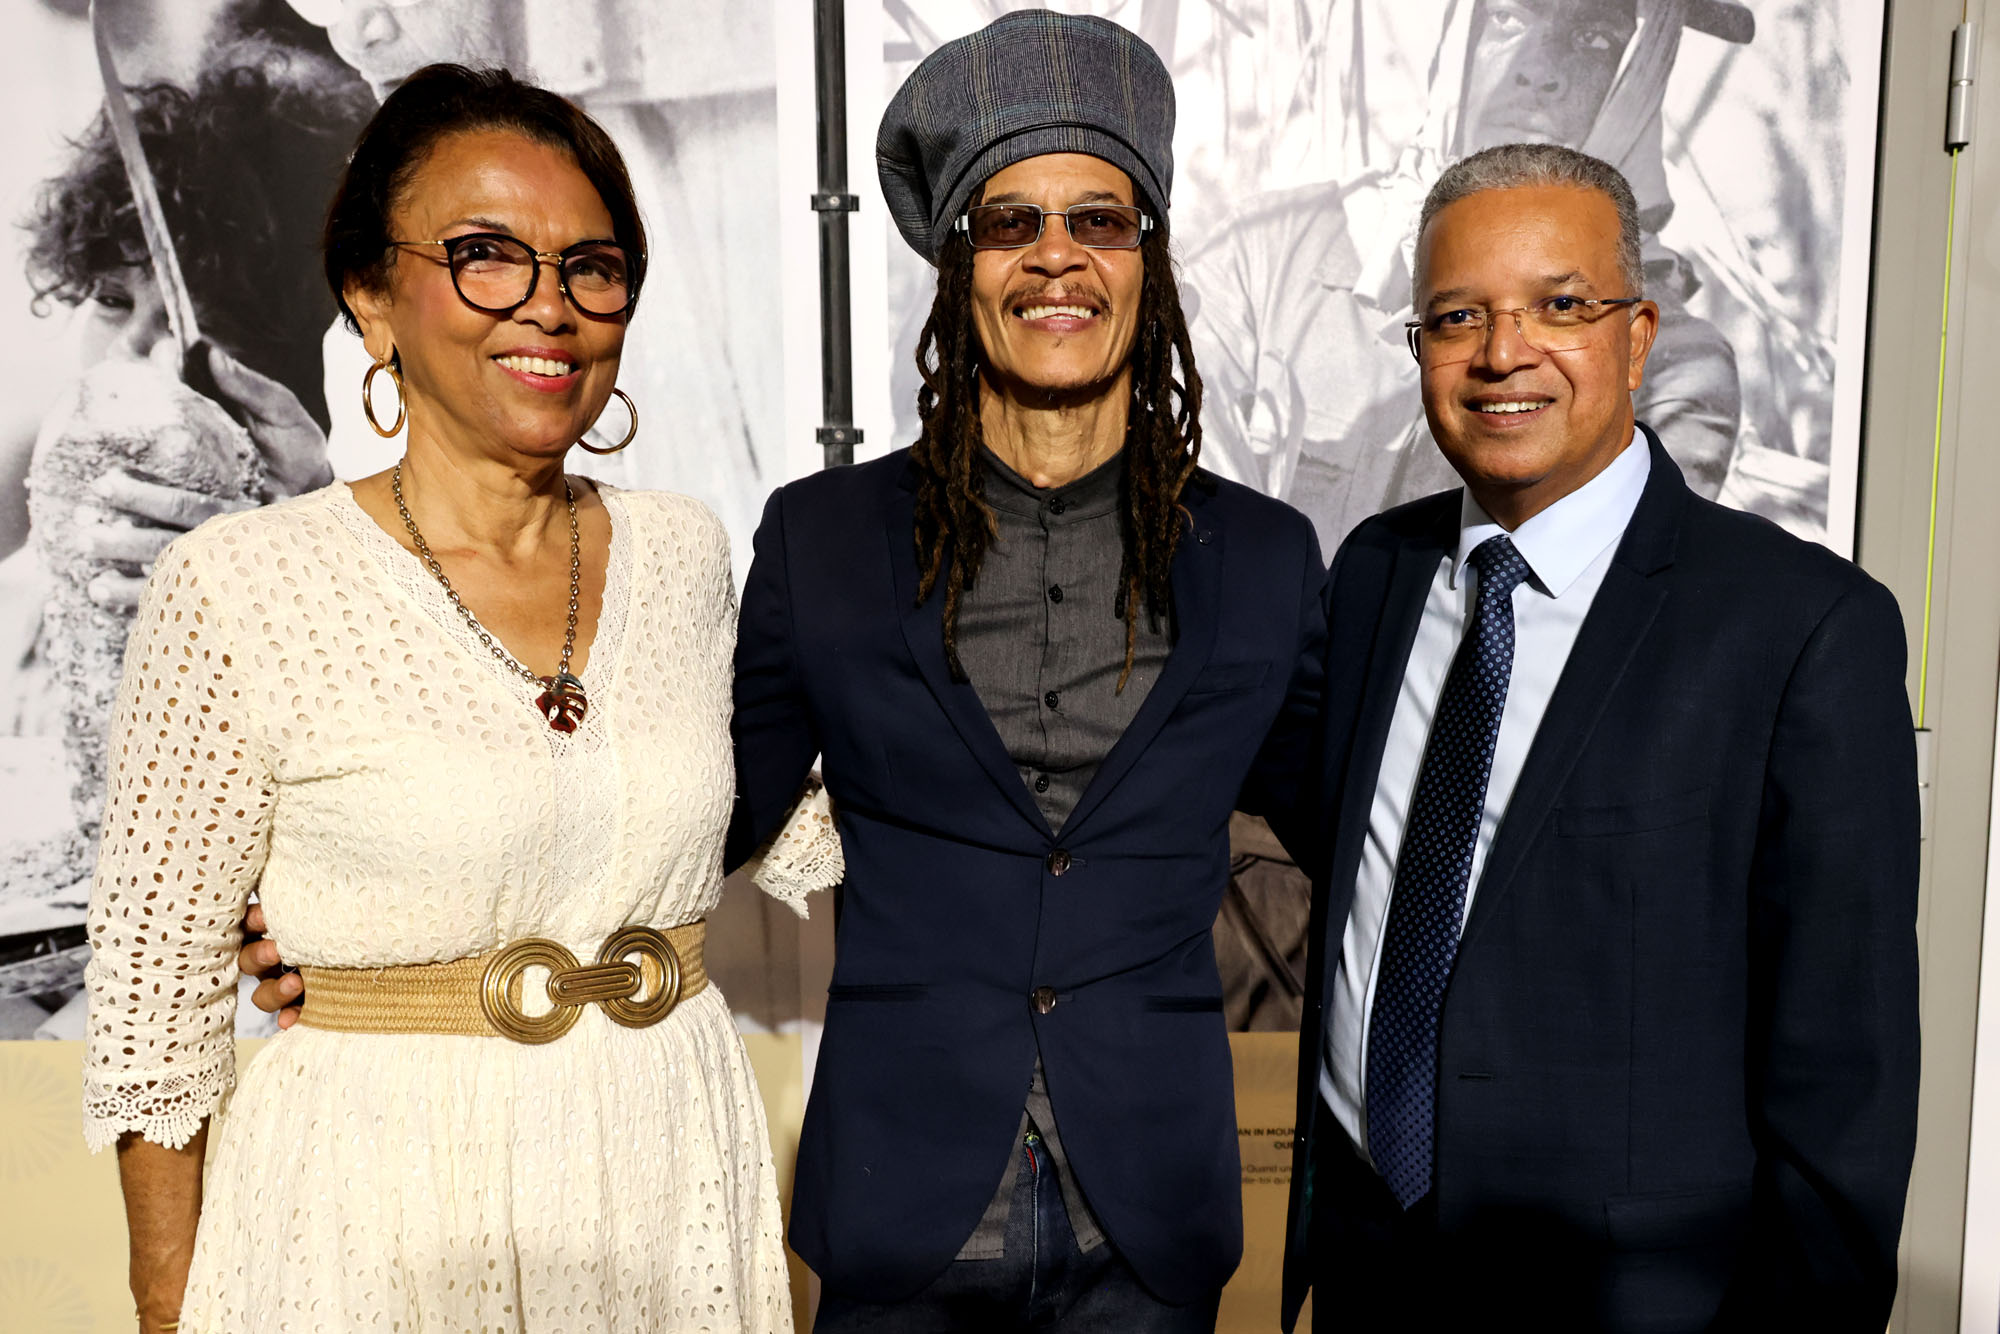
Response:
82,1056,235,1154
749,778,843,919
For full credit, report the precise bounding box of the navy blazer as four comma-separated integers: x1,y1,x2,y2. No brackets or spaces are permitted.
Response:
1282,429,1921,1330
731,450,1326,1304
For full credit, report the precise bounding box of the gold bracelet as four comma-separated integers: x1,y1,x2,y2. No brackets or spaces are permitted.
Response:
135,1316,179,1331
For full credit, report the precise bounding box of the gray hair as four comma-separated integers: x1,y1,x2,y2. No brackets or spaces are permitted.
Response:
1416,143,1645,298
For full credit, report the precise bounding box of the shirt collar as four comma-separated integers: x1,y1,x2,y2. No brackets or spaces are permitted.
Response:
980,445,1124,522
1451,433,1651,597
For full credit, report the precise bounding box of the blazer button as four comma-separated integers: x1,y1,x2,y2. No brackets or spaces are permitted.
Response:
1032,986,1058,1014
1047,849,1071,875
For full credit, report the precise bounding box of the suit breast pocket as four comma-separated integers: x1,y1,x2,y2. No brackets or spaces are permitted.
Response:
1546,788,1716,1000
1540,788,1713,942
1554,787,1710,839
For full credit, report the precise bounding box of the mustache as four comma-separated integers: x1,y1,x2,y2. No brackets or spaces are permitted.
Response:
1002,282,1110,313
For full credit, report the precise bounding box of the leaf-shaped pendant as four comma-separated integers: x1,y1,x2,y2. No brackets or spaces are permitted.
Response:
536,672,589,733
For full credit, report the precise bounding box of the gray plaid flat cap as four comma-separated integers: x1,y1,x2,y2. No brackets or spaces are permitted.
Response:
877,9,1174,264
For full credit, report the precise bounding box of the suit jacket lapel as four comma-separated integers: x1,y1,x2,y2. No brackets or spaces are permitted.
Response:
1459,428,1688,955
1057,490,1225,838
887,470,1053,836
1320,501,1456,953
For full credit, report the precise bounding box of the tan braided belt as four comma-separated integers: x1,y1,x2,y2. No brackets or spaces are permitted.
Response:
296,922,707,1044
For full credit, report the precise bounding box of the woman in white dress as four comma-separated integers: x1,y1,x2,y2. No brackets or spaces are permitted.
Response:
83,65,812,1333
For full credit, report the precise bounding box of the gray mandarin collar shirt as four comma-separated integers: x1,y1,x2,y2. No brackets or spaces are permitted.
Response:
957,445,1172,833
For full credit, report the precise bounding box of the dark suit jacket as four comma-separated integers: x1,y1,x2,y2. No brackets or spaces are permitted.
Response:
1282,429,1920,1331
730,449,1326,1304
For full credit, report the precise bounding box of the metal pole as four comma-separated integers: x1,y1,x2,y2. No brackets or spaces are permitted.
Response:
813,0,861,468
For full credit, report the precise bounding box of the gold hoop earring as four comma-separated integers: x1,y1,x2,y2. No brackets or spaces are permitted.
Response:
362,356,405,437
578,387,638,455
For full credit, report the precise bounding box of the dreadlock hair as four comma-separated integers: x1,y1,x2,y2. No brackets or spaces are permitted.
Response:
909,223,1204,692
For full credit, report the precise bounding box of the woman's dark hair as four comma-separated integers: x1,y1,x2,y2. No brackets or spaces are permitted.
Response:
322,64,648,330
22,52,373,429
910,222,1204,690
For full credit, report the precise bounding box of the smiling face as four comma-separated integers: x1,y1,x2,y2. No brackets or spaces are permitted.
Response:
345,128,627,467
1414,183,1657,524
968,153,1146,409
1460,0,1639,151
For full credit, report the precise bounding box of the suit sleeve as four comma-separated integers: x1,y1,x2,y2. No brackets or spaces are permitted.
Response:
1722,577,1920,1329
726,486,821,873
1239,518,1330,879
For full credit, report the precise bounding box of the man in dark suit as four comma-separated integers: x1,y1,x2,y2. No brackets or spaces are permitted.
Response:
730,12,1324,1331
1282,143,1920,1331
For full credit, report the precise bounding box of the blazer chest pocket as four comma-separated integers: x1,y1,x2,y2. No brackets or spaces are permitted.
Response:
1186,661,1269,696
1555,787,1710,839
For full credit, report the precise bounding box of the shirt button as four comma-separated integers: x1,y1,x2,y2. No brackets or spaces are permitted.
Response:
1047,849,1071,875
1044,690,1061,710
1047,584,1064,604
1031,986,1058,1014
1034,773,1051,793
1047,497,1068,516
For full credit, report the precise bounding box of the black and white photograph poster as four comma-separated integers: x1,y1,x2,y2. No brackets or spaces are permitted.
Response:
0,0,1889,1038
0,0,793,1038
853,0,1885,1031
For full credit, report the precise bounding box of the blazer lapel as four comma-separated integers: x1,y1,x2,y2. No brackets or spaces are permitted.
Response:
1459,428,1688,954
1057,491,1226,838
886,470,1053,836
1321,501,1457,936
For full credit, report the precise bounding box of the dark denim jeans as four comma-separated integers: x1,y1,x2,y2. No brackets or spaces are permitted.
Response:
814,1130,1222,1332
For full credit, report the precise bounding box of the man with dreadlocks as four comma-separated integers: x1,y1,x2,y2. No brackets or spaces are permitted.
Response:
728,10,1326,1330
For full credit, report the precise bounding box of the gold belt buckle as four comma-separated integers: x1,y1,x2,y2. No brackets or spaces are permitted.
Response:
479,925,685,1044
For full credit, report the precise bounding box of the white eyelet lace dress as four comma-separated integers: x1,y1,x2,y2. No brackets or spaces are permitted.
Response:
82,483,827,1333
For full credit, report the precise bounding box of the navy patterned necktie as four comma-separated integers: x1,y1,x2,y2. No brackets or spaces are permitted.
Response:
1367,533,1533,1210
